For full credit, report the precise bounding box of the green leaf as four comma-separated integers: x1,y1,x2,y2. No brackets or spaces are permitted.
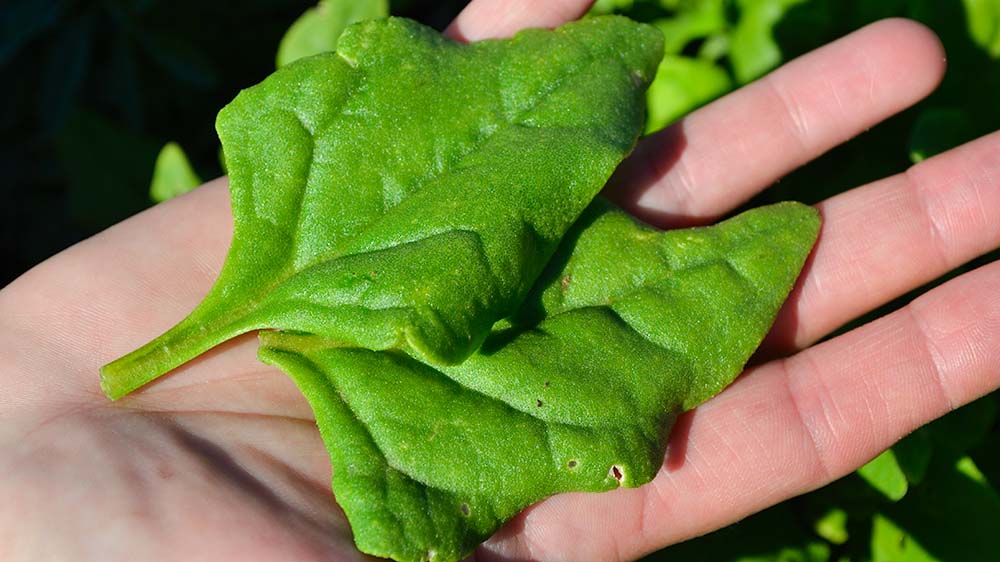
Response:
149,142,202,203
907,107,976,164
858,449,909,501
962,0,1000,58
589,0,636,15
100,17,664,398
645,54,732,133
927,393,998,456
259,201,820,562
652,0,728,55
730,0,807,84
870,513,937,562
643,485,832,562
651,526,832,562
877,455,1000,562
276,0,389,68
970,396,1000,487
813,508,848,545
892,428,932,485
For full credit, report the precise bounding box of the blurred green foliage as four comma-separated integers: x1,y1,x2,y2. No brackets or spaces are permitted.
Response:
149,141,201,203
276,0,389,67
4,0,999,560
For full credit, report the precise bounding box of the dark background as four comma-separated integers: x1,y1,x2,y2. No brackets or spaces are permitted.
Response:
0,0,467,286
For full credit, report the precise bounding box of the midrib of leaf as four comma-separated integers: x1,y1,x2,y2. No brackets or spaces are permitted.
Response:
283,107,317,270
99,31,623,401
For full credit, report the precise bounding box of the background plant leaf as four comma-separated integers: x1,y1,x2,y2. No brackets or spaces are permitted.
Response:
892,427,932,485
645,54,732,132
730,0,807,84
876,455,1000,562
276,0,389,68
962,0,1000,58
149,141,202,203
870,513,935,562
907,107,976,163
857,450,910,502
259,201,820,562
813,508,849,546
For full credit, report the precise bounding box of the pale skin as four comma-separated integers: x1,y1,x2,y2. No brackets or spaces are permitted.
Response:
2,1,999,560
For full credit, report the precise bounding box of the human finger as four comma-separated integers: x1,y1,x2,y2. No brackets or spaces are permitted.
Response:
762,130,1000,355
607,18,946,228
445,0,593,42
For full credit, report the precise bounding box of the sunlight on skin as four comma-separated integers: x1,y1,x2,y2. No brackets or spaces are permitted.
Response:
1,0,998,561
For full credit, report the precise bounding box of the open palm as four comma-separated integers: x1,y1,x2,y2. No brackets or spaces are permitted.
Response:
2,1,999,561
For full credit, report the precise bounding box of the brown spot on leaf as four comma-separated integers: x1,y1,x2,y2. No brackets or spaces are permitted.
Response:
560,274,572,293
611,465,623,481
460,503,470,516
536,399,543,407
567,459,578,469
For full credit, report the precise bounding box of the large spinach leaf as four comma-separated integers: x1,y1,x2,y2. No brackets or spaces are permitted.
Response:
100,16,664,399
259,201,820,562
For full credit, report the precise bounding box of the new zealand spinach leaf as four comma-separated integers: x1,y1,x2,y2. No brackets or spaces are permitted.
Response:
259,200,820,562
100,16,664,399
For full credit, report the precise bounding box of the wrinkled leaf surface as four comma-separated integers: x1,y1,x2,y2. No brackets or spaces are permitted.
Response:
260,201,820,562
101,16,663,398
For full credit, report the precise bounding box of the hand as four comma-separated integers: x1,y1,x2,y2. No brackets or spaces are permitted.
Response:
2,1,997,561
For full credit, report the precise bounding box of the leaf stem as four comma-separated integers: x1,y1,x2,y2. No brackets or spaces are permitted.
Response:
99,310,251,400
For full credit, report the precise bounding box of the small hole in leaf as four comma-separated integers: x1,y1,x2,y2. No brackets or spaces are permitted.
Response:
611,465,623,482
567,459,578,469
460,503,470,516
